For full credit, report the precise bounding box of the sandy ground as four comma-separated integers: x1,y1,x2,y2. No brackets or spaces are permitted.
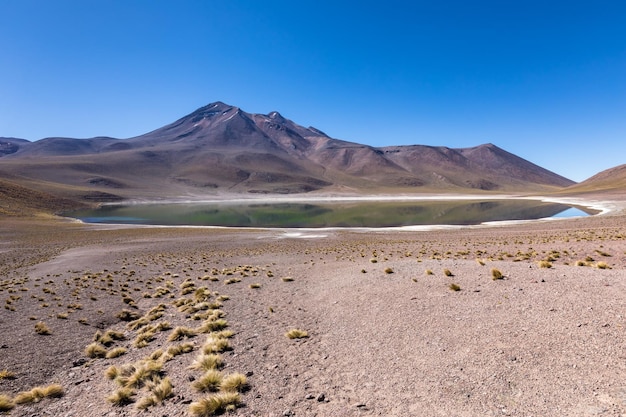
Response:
1,194,626,416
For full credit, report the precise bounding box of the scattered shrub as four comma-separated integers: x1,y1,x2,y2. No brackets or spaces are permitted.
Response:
189,392,241,417
0,369,16,380
105,365,120,380
167,343,195,358
85,342,107,358
107,387,136,406
116,309,141,322
193,370,223,392
220,373,248,393
198,319,228,334
14,384,64,404
106,347,128,359
491,268,503,280
285,329,308,339
34,321,51,335
190,354,224,371
168,326,197,342
0,394,14,412
151,376,173,402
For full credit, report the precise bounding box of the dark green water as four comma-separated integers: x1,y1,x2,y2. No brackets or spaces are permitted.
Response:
67,199,591,228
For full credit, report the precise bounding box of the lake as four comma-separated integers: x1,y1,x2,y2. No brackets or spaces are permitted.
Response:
67,199,592,228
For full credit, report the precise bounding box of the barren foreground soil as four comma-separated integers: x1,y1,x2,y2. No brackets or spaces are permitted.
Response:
1,196,625,417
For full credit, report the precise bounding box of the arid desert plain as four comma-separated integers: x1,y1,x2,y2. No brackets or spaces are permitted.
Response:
1,193,626,417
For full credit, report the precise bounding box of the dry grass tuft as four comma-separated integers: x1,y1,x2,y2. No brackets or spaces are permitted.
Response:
167,343,195,358
116,309,141,322
538,260,552,268
202,336,231,354
596,261,611,269
285,329,308,339
14,384,64,404
0,394,14,412
105,365,120,380
384,267,394,274
34,321,51,335
220,373,248,393
85,342,108,358
190,354,224,371
448,283,461,291
106,347,128,359
136,395,158,410
197,318,228,334
491,268,504,280
125,361,163,389
133,329,156,348
168,326,197,342
189,392,241,416
192,370,223,392
0,369,16,380
100,330,126,344
107,387,136,406
443,268,454,277
151,376,174,402
43,384,64,398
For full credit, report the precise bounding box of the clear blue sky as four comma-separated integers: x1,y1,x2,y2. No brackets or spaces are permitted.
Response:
1,0,625,182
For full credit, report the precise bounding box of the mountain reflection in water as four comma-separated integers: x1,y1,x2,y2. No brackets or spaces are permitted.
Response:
67,200,592,228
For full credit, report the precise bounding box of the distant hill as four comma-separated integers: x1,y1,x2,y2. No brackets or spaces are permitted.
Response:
0,101,575,202
560,164,626,194
0,177,88,216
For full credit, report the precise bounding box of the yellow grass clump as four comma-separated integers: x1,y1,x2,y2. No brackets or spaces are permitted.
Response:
0,369,16,380
107,387,136,406
491,268,504,280
190,354,224,371
285,329,308,339
168,326,197,342
34,321,51,335
189,392,241,416
85,342,108,358
220,373,248,393
192,370,223,392
0,394,15,412
197,318,228,334
106,347,128,359
14,384,64,404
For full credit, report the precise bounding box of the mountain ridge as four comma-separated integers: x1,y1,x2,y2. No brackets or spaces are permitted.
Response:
0,101,576,202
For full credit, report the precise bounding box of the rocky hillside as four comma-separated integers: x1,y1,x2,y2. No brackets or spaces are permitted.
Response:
0,102,575,201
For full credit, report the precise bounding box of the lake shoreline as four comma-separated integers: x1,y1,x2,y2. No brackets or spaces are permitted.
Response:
64,193,618,231
1,207,626,416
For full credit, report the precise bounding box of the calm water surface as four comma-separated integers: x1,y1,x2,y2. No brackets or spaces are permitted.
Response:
67,200,591,228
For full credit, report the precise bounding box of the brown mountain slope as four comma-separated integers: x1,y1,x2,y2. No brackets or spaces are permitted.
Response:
559,164,626,194
0,176,89,216
0,102,575,201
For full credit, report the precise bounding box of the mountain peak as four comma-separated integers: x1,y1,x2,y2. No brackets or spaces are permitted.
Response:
267,111,285,123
